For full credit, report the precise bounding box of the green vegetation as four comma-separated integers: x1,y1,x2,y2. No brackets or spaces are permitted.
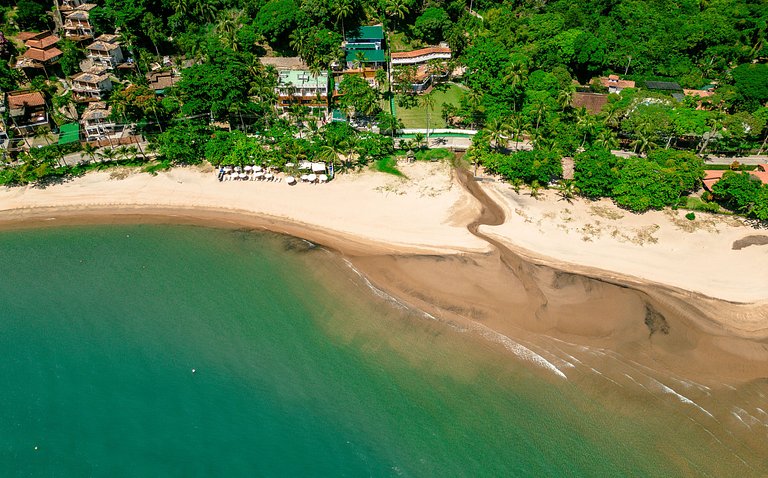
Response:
396,84,463,129
413,148,452,162
1,0,767,223
373,157,404,177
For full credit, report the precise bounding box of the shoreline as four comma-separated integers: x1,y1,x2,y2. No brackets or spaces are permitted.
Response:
2,163,768,384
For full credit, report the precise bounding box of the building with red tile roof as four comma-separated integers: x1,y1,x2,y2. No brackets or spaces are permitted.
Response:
596,74,635,94
391,46,451,65
16,31,62,68
703,168,768,191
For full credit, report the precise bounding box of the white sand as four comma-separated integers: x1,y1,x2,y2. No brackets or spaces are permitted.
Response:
480,181,768,303
0,162,488,255
1,162,766,306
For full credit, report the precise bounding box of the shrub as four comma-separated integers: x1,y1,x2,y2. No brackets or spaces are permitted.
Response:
685,212,695,220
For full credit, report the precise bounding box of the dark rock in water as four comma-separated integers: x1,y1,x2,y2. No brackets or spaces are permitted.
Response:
644,304,670,336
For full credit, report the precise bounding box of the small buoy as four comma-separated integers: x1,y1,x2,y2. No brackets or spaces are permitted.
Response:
192,368,196,373
34,446,38,451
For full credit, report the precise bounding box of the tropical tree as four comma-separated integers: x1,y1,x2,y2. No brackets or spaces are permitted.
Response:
484,117,512,151
419,92,436,143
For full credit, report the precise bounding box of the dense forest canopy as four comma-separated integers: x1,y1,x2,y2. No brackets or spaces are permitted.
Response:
1,0,767,217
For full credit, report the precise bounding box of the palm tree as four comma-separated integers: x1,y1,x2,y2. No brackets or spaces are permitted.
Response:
595,128,619,150
484,117,512,151
98,148,118,163
532,101,547,134
80,142,98,164
601,101,622,129
353,50,367,72
217,10,243,52
631,132,657,156
557,85,575,112
332,0,354,39
555,179,579,202
193,0,217,23
419,92,435,144
509,114,527,151
576,108,598,148
385,0,409,29
503,61,528,111
318,143,345,172
413,132,426,150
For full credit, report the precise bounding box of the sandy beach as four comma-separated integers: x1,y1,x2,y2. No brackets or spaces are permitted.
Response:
2,161,768,384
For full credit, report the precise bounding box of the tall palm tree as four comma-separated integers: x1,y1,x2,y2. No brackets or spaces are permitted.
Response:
354,50,367,72
98,148,118,163
332,0,354,40
385,0,409,29
419,92,435,144
631,132,657,156
80,142,98,164
509,114,527,151
318,143,346,172
484,117,512,151
503,61,528,112
595,128,618,150
557,85,575,112
217,10,243,52
576,108,598,148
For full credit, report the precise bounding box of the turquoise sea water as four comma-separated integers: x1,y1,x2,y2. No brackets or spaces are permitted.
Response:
0,225,764,476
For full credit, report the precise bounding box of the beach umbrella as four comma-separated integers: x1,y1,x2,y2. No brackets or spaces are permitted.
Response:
239,173,247,179
254,172,264,179
300,174,309,182
286,176,296,184
318,174,328,182
253,166,263,172
244,165,252,171
307,173,317,182
224,166,233,172
264,173,273,180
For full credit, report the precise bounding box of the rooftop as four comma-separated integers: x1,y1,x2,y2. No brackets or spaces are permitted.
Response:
81,102,111,121
345,49,386,63
645,81,682,91
22,46,63,62
573,92,609,114
7,91,46,110
598,75,635,90
147,70,181,91
23,31,60,49
346,25,384,42
391,46,451,60
71,70,110,83
278,70,328,88
87,40,120,52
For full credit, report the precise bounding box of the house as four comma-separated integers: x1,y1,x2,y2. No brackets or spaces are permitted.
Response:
573,92,608,114
6,90,49,135
146,70,180,94
81,101,116,140
345,25,384,50
86,35,124,69
597,75,635,94
390,46,451,65
15,31,62,69
703,167,768,191
390,46,452,93
70,67,112,101
59,0,87,11
62,4,96,40
276,69,329,111
344,25,385,70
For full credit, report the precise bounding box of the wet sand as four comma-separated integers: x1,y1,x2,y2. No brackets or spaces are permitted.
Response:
0,163,767,388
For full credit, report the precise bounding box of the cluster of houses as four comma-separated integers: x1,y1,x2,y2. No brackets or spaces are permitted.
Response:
265,25,453,116
573,74,715,114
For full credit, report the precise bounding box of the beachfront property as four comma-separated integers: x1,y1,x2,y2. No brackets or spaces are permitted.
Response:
14,31,62,70
343,25,386,71
5,90,49,135
70,67,112,101
391,46,452,93
703,166,768,191
81,101,116,140
86,35,124,69
596,74,635,94
58,0,88,11
62,4,96,41
276,69,329,111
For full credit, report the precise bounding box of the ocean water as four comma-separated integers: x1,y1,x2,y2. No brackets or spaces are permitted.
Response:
0,224,764,477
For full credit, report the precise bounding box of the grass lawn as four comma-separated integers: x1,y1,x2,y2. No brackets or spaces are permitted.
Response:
394,83,465,129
